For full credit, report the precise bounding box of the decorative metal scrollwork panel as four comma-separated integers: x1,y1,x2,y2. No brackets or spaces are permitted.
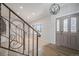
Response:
10,20,23,50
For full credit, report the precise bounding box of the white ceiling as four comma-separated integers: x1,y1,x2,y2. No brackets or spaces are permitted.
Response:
6,3,51,22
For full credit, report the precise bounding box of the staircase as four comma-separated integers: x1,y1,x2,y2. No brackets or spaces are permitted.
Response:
0,3,41,56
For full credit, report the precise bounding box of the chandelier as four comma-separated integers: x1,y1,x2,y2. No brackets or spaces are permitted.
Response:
49,3,60,15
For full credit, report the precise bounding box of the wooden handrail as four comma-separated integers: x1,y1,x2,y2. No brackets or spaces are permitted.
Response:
2,3,40,36
0,3,40,56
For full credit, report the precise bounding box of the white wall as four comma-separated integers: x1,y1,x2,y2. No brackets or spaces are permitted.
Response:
30,15,52,43
51,3,79,44
30,3,79,44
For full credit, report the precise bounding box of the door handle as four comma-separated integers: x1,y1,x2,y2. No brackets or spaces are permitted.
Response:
61,31,63,32
60,31,63,34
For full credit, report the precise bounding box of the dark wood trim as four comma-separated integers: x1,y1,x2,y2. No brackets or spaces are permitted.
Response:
9,10,11,49
32,30,34,56
36,33,38,56
28,26,30,56
23,23,25,54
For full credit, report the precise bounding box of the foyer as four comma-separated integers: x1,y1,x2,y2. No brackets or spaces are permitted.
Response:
0,3,79,56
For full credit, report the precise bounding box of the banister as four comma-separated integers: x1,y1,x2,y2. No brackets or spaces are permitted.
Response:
0,3,41,56
2,3,40,36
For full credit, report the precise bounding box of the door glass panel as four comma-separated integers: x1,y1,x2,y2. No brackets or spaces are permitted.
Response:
71,17,76,32
63,19,68,32
57,20,60,31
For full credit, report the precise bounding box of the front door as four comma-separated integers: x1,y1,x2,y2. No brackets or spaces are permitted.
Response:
56,13,79,50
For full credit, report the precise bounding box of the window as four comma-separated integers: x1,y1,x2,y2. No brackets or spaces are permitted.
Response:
63,19,68,32
71,17,76,32
32,24,42,32
57,20,60,31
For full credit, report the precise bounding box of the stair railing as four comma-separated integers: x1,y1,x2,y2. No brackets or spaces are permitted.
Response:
0,3,41,56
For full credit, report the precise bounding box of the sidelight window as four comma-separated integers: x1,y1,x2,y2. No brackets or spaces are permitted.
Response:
63,19,68,32
57,20,60,31
71,17,76,32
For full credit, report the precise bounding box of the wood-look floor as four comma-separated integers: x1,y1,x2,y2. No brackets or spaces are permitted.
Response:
42,43,79,56
1,36,79,56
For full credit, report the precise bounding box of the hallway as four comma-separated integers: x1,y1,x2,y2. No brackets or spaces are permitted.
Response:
1,3,79,56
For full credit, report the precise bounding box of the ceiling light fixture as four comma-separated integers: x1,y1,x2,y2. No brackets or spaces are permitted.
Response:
49,3,60,15
20,6,23,9
32,12,35,16
27,17,30,19
17,12,20,15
